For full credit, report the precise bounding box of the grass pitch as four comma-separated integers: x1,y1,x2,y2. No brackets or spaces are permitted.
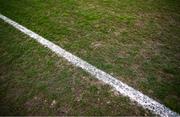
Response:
0,0,180,115
0,21,152,115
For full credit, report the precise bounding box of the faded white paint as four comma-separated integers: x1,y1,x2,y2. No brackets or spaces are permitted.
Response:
0,14,179,117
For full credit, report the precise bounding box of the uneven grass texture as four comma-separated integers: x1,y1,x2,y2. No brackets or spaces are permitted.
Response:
0,21,153,115
0,0,180,113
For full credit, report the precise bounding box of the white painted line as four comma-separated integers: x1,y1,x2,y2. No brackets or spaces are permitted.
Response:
0,14,179,117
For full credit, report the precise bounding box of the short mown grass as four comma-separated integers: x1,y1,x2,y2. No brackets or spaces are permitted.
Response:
0,0,180,114
0,21,152,115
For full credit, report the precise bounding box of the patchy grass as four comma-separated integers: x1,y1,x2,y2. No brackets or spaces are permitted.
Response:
0,0,180,113
0,21,152,115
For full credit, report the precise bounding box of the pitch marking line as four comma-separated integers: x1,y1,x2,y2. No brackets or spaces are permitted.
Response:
0,14,179,117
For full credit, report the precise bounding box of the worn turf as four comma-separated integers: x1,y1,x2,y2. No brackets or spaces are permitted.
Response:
0,20,153,115
0,0,180,114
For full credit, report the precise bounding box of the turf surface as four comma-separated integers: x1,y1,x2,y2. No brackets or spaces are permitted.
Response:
0,0,180,114
0,21,152,115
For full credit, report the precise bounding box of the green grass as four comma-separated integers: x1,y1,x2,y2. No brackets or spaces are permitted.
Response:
0,0,180,114
0,21,152,115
